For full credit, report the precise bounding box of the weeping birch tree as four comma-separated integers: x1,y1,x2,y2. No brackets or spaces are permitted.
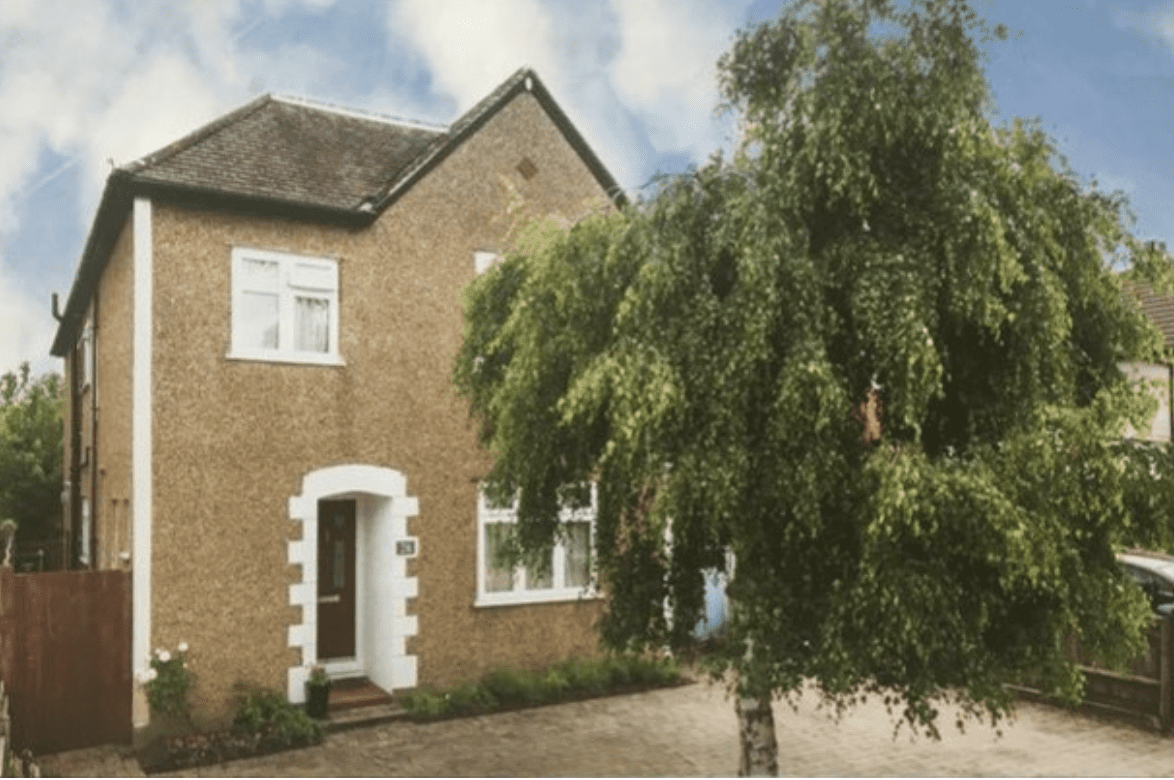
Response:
455,0,1174,774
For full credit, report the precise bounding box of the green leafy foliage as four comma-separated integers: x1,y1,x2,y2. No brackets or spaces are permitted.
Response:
232,686,323,746
143,644,194,719
481,666,548,705
0,363,62,544
399,654,681,720
454,0,1174,741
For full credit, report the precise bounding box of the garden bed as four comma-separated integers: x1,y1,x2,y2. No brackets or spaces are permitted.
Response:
137,725,321,775
136,654,684,774
136,687,323,775
398,653,686,721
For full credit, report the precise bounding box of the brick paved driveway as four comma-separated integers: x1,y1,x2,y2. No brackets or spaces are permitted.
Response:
41,681,1174,776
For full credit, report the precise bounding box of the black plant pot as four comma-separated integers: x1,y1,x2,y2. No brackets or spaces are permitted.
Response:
305,681,331,719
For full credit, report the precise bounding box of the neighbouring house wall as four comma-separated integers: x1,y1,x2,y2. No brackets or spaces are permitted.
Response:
1122,361,1173,443
94,219,135,571
146,90,613,725
64,217,133,573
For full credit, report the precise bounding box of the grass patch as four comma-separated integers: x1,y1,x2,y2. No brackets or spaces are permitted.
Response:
400,653,682,721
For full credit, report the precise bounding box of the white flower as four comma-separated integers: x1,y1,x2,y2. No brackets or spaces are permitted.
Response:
158,650,171,663
145,668,158,682
177,642,189,653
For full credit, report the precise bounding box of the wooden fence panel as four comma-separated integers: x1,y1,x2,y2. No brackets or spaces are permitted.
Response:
0,567,132,755
1069,616,1173,729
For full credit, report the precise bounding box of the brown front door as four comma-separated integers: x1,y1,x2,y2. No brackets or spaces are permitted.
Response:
317,499,356,660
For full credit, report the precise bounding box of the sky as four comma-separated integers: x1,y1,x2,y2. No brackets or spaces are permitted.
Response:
0,0,1171,379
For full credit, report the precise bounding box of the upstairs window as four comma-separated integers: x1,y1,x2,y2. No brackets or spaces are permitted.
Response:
229,248,341,365
476,484,597,607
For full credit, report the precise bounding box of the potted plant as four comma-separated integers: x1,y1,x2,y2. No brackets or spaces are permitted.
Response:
305,664,331,719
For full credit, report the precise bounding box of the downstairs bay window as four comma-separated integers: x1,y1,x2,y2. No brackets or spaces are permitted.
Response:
476,485,597,606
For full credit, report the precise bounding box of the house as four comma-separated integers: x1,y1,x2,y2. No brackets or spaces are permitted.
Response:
49,68,624,735
1123,280,1174,443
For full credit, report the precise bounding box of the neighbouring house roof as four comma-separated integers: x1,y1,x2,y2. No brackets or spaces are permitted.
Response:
50,67,626,357
1125,281,1174,352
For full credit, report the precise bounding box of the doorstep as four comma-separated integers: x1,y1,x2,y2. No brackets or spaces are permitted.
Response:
323,678,407,732
328,677,392,710
323,700,408,732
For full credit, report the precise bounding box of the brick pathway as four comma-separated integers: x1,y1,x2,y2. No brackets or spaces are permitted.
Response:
39,681,1174,776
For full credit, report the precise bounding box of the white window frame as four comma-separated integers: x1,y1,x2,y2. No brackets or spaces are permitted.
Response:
475,485,599,607
79,317,94,390
79,496,91,567
227,247,343,366
474,251,502,275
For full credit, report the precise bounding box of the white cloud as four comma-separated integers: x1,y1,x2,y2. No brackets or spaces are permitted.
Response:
79,53,229,214
1113,2,1174,49
608,0,750,156
386,0,751,192
388,0,655,189
0,0,344,375
390,0,562,110
0,256,54,377
0,0,353,227
0,2,240,228
239,42,353,101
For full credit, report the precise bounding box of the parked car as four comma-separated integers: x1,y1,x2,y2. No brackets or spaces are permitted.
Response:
1119,549,1174,616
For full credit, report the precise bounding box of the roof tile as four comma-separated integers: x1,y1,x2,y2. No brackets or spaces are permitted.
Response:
1125,281,1174,350
132,96,444,211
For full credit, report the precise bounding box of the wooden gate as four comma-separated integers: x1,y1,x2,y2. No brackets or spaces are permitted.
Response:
0,568,132,754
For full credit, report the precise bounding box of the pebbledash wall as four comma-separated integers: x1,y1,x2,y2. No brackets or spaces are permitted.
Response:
132,89,612,727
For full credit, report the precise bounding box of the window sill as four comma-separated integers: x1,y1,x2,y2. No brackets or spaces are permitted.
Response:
226,351,345,367
474,589,601,608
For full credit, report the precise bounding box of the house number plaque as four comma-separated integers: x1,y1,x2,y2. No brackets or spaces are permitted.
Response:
395,539,418,557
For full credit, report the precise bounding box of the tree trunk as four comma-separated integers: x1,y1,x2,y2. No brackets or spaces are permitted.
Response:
736,694,778,776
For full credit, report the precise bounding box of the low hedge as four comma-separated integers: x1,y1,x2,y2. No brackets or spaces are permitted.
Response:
399,653,682,720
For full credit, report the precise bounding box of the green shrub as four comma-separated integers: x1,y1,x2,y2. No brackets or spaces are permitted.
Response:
626,654,681,685
232,686,322,746
446,683,497,715
603,655,633,687
400,689,447,718
399,653,681,721
557,656,609,694
540,669,570,701
143,643,194,719
481,666,543,705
